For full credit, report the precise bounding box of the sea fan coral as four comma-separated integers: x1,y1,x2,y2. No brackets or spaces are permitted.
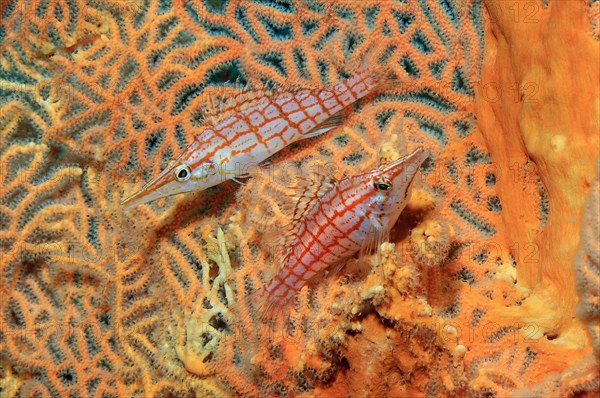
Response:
1,0,599,397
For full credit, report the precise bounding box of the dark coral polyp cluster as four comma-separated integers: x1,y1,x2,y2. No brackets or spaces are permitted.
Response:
1,0,598,397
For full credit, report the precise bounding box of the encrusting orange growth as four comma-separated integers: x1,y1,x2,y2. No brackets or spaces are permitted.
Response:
410,219,454,266
1,0,599,397
574,160,600,359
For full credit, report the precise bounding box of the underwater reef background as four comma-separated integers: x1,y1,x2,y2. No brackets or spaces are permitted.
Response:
0,0,599,397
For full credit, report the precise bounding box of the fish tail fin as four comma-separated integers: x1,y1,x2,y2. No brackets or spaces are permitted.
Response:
227,283,288,342
222,285,289,366
357,41,381,73
325,30,376,74
324,30,404,88
356,41,406,89
373,68,405,90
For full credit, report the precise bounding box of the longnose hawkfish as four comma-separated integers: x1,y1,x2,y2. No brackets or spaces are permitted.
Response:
236,147,431,324
121,67,396,208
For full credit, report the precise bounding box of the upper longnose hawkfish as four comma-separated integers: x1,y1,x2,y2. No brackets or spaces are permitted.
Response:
121,66,397,208
235,147,431,325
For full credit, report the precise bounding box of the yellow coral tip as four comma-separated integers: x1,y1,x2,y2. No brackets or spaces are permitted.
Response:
446,325,458,337
551,134,566,152
454,345,467,355
41,43,55,54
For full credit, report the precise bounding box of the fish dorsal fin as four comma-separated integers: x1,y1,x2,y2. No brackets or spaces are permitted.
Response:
198,77,355,129
198,80,320,127
257,171,337,282
284,172,337,246
198,82,275,126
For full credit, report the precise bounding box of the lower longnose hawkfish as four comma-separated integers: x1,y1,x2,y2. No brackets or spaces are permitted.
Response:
237,147,431,324
121,65,396,208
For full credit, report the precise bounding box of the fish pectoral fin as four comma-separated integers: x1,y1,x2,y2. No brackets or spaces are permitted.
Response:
303,260,350,290
231,174,251,185
301,110,348,139
327,260,347,277
358,217,390,279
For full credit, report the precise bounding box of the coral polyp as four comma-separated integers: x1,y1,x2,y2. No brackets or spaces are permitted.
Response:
410,219,454,267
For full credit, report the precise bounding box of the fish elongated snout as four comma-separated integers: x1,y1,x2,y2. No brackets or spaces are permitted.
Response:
383,147,431,180
121,187,157,209
121,166,178,209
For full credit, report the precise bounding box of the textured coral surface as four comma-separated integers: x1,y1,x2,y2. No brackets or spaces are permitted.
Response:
1,0,599,397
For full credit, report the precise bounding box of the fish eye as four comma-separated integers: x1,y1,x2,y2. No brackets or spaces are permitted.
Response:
174,164,191,182
374,179,392,191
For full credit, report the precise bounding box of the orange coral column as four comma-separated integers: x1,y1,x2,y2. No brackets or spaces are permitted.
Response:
476,0,599,330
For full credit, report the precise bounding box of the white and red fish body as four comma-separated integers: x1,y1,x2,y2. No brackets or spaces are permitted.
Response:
251,147,431,321
122,70,385,208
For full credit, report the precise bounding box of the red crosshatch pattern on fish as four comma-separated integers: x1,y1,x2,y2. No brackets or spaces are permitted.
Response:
121,70,385,209
245,147,431,322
